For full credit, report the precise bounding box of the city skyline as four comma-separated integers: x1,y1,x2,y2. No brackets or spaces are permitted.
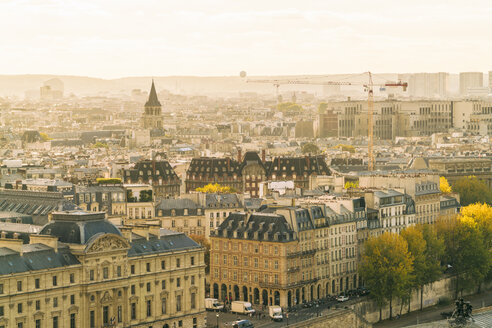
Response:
0,0,491,78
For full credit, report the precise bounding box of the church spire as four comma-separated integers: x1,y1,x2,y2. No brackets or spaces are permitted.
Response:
145,79,161,107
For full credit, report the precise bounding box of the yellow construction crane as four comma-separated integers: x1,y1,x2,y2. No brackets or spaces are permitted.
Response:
242,71,408,171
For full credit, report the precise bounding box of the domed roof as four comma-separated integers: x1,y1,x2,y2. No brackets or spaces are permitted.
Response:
39,211,121,244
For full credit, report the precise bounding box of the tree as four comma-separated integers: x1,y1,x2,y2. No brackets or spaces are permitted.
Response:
189,234,210,274
91,141,109,149
277,102,303,112
333,144,355,153
437,216,491,296
301,143,320,155
452,176,492,206
39,132,51,141
139,190,153,202
401,225,444,311
360,232,414,320
460,203,492,249
96,178,122,185
440,176,452,194
344,181,359,190
318,102,328,113
195,183,235,193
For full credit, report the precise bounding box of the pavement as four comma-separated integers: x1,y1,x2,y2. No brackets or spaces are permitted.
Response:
374,291,492,328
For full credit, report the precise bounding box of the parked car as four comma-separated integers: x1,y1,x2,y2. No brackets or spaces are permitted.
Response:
336,295,349,302
233,319,254,328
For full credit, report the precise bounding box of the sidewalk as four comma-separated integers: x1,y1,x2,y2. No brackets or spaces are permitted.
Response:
374,291,492,328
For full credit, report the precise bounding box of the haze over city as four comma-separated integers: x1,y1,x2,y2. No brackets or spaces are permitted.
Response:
1,1,492,328
1,0,491,77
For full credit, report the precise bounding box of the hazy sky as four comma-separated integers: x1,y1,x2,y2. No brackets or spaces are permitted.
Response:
1,0,491,78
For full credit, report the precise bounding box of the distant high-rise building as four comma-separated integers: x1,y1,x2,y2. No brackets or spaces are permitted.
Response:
489,71,492,92
141,80,163,130
459,72,483,95
398,72,448,98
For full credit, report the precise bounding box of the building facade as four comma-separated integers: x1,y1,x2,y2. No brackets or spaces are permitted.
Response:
0,211,206,328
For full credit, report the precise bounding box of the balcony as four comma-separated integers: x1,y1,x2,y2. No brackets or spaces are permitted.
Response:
287,266,300,273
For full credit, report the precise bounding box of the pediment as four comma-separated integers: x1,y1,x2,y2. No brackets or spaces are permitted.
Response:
85,234,130,253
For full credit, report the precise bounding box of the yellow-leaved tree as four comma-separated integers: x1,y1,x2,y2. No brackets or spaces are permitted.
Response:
440,176,452,194
195,183,234,193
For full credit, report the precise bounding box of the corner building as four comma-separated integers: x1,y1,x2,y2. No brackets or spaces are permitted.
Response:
0,211,206,328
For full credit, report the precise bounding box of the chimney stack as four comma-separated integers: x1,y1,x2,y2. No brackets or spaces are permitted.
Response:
261,150,266,162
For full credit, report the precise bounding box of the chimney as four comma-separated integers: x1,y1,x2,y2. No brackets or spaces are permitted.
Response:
261,149,266,162
13,232,20,239
0,238,23,254
237,148,242,162
0,231,6,238
29,235,59,252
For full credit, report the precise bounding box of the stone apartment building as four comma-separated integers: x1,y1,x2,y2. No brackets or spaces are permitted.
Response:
210,201,362,308
359,172,441,225
185,151,330,197
0,211,206,328
122,160,180,198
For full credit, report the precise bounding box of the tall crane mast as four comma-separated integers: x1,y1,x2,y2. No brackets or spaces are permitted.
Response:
243,72,408,171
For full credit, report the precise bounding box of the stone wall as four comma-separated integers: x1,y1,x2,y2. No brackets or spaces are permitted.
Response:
289,309,372,328
360,275,491,323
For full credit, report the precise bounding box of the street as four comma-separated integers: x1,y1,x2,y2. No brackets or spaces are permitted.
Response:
206,298,358,327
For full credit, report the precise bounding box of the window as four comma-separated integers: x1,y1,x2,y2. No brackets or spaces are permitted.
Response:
89,270,94,281
35,278,40,289
223,255,227,265
146,300,152,317
254,258,258,268
0,284,2,294
161,280,166,289
179,321,183,327
53,275,58,286
131,303,136,320
191,292,196,309
103,306,109,325
176,295,182,312
191,275,195,285
191,256,195,266
233,256,238,266
0,305,3,316
70,294,75,305
146,282,151,292
90,311,95,328
243,257,248,266
103,267,109,279
53,297,58,308
264,260,268,269
70,313,76,328
176,278,181,288
176,258,181,268
193,317,197,328
161,260,166,270
35,300,41,310
146,262,151,272
161,298,167,314
117,306,122,323
131,265,135,274
18,303,22,313
117,266,122,277
70,273,75,283
131,285,136,295
18,323,23,328
17,281,22,291
35,320,41,328
53,316,58,328
274,261,279,269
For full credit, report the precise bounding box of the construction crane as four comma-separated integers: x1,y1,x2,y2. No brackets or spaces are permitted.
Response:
242,71,408,171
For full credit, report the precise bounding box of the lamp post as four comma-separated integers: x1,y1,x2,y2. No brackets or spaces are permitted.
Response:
216,313,219,328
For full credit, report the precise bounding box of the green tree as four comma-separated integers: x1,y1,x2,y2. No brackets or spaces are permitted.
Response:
401,225,444,311
344,181,359,190
437,217,491,296
39,132,51,141
139,190,153,202
360,232,414,320
318,102,328,113
452,176,492,206
333,144,356,153
96,178,122,185
301,143,320,155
